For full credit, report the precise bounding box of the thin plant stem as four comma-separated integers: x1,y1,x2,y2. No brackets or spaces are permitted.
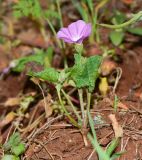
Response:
87,110,110,160
47,17,68,67
61,89,81,122
94,12,100,43
87,90,91,112
56,0,68,68
56,0,63,28
99,11,142,29
78,89,88,146
89,7,100,43
84,89,91,128
84,90,91,142
37,82,48,117
46,18,62,48
92,0,110,43
56,0,65,49
78,89,85,120
57,89,80,128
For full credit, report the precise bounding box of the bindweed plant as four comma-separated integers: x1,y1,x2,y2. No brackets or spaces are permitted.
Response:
11,20,102,145
101,10,142,46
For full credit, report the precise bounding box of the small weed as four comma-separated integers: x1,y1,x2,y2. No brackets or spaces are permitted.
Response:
1,132,25,160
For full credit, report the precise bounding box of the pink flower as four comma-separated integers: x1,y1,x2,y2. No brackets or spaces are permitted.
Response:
57,20,92,43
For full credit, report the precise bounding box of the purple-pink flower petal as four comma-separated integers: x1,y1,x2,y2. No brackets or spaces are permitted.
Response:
81,24,92,38
57,20,92,44
75,20,86,37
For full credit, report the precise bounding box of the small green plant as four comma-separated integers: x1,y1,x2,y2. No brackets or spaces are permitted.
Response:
87,110,124,160
11,20,102,145
12,0,63,48
109,11,126,46
13,0,42,19
1,132,25,160
102,10,142,46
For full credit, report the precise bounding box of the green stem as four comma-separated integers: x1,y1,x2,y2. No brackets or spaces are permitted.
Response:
99,11,142,29
57,89,80,128
46,18,62,48
87,110,110,160
56,0,65,49
56,0,68,68
84,89,91,129
93,11,98,41
87,90,91,112
47,17,67,68
78,89,85,120
78,89,89,146
56,0,63,27
87,133,110,160
61,89,81,122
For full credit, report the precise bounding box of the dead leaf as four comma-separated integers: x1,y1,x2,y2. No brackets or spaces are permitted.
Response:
0,111,16,128
45,94,53,118
100,59,117,76
36,94,53,118
4,97,21,107
109,114,123,138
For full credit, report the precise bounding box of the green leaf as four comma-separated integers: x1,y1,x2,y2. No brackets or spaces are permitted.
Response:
110,152,125,160
44,47,53,68
12,54,44,72
106,138,120,157
127,27,142,35
11,143,25,156
28,67,59,83
12,48,53,72
87,111,110,160
34,47,53,68
86,0,93,13
13,0,42,19
71,0,89,22
112,11,126,25
1,155,20,160
70,54,102,92
44,9,60,19
109,31,124,46
3,133,21,151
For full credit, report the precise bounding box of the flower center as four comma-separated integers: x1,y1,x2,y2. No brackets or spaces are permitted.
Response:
72,35,80,41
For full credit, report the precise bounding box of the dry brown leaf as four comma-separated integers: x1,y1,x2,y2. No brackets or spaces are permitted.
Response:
4,97,21,107
100,59,117,76
0,111,16,128
36,94,53,118
109,114,123,138
45,94,53,118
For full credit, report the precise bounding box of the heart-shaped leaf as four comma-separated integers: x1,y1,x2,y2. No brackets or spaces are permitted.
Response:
110,31,124,46
69,54,102,92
